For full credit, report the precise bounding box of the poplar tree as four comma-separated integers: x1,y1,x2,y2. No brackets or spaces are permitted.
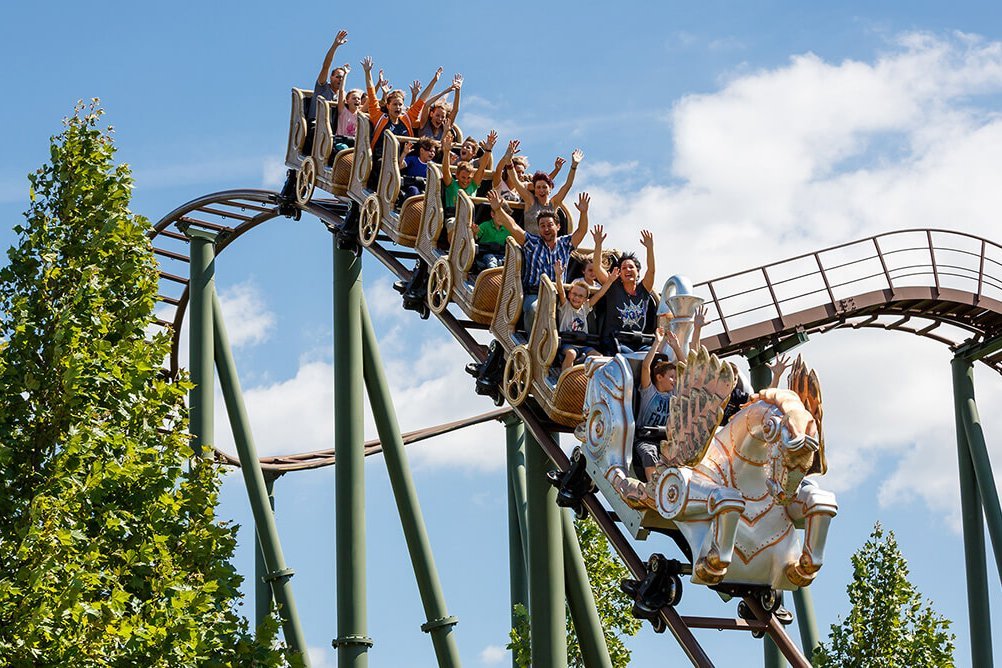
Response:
0,101,283,666
813,523,955,668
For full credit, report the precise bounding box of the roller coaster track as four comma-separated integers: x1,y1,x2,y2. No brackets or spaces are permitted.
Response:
148,189,1002,666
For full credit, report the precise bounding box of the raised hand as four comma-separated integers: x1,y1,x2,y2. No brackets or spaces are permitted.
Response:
402,142,414,156
487,189,503,208
376,69,388,90
442,121,454,148
505,139,521,157
571,149,584,166
452,73,464,89
342,63,351,75
769,353,792,379
610,266,621,280
575,191,591,213
410,80,422,97
334,30,349,48
481,130,498,152
433,66,444,81
694,305,709,328
361,56,374,73
554,156,566,171
640,229,654,250
554,259,565,280
591,224,606,245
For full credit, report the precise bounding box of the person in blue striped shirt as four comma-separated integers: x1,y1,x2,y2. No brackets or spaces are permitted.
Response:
487,189,590,333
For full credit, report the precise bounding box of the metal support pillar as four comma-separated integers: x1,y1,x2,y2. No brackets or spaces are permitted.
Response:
255,473,276,629
332,244,371,665
185,227,217,456
791,586,819,658
359,297,460,667
525,431,567,668
953,357,1002,582
562,511,613,668
213,293,309,661
505,415,528,668
952,358,995,667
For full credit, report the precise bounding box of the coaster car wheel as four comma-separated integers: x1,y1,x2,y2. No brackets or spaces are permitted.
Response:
427,257,452,314
295,157,316,206
503,345,532,406
359,194,382,247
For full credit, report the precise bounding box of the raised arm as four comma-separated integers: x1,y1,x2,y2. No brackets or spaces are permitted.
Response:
587,266,619,306
488,189,526,245
554,260,567,305
408,79,421,106
570,192,590,248
640,327,666,389
691,305,707,353
440,122,454,186
447,74,463,125
418,67,444,103
492,139,516,189
768,353,792,389
336,62,351,113
399,142,413,170
473,131,497,186
590,225,611,285
504,140,534,203
662,327,684,361
317,30,348,84
551,149,583,207
361,56,380,122
549,156,565,182
640,229,656,293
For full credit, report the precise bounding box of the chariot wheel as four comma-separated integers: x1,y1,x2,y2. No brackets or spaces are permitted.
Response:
359,194,382,247
502,345,532,406
295,157,316,206
427,257,452,314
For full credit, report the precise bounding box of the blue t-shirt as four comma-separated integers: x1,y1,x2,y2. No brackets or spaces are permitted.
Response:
402,154,428,178
637,383,672,429
308,82,336,122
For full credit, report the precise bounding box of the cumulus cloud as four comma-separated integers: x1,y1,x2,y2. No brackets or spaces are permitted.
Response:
218,281,276,348
479,644,507,665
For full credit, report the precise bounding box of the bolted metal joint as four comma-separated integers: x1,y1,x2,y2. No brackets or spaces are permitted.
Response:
331,634,375,649
420,615,459,634
620,553,686,633
546,447,596,518
261,567,295,583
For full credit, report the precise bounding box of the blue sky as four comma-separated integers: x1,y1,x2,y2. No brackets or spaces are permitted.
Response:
4,2,1002,666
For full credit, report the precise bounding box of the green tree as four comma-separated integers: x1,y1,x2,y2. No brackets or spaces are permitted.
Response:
813,523,955,668
507,516,641,667
0,101,284,666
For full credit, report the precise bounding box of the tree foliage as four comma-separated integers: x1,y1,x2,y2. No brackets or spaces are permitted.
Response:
813,523,955,668
0,101,284,666
507,515,641,667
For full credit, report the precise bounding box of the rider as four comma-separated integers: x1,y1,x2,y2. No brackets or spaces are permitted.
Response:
633,327,682,482
591,225,658,354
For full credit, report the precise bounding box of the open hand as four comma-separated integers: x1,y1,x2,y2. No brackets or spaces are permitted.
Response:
554,156,566,171
506,139,521,157
694,305,709,328
571,149,584,166
410,80,421,97
334,30,349,48
575,191,591,214
640,229,654,250
452,73,464,89
487,189,503,208
361,56,374,73
591,224,606,245
481,130,498,152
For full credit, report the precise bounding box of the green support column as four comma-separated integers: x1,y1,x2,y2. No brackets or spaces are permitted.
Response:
359,297,460,667
505,415,528,668
791,586,819,658
212,294,309,662
952,358,995,667
562,511,612,668
525,431,567,668
255,473,276,630
953,357,1002,583
185,226,217,456
332,244,370,665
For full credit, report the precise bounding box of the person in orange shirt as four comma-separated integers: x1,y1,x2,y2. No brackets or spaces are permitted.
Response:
360,56,443,154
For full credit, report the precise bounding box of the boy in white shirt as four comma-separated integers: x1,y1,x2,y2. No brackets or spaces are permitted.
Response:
553,259,617,370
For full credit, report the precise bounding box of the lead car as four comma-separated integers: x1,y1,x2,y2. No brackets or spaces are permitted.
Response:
577,277,838,594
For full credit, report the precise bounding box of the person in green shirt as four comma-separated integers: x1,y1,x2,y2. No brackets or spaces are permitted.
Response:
473,210,511,272
441,122,495,222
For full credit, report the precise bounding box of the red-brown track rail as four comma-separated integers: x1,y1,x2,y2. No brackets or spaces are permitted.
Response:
694,228,1002,368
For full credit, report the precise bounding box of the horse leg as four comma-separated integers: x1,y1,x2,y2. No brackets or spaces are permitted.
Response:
694,487,745,585
785,479,838,587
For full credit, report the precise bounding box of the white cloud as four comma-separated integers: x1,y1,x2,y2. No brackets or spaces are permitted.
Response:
218,281,275,348
479,644,507,665
307,645,334,668
262,155,286,188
